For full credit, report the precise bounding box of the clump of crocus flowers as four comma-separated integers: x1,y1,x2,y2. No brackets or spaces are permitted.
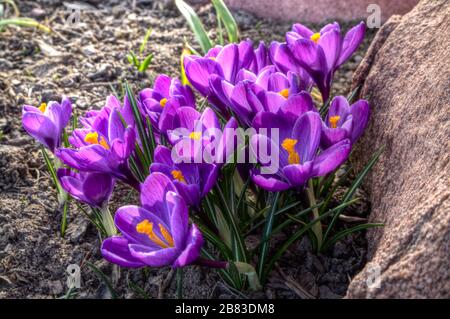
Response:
22,21,372,292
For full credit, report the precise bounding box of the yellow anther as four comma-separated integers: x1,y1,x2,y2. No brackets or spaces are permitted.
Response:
38,102,47,113
279,89,289,98
281,138,300,165
189,131,202,140
84,131,110,150
160,98,168,108
310,32,321,43
158,223,174,247
136,219,173,248
171,170,186,183
329,116,341,129
208,56,216,61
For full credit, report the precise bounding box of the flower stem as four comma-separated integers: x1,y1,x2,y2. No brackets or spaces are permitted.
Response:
99,205,117,237
307,179,322,251
176,268,183,299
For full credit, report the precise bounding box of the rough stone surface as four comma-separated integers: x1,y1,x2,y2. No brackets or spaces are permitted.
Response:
346,0,450,298
224,0,418,23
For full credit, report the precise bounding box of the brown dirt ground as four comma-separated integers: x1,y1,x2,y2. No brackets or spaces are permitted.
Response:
0,0,376,299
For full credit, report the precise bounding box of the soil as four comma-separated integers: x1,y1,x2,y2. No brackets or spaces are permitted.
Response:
0,0,376,299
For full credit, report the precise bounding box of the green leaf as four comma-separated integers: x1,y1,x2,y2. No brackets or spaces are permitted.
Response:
211,0,239,43
139,27,152,54
175,0,213,54
125,82,153,166
322,146,384,244
138,53,153,73
60,199,69,238
215,185,247,263
127,51,139,68
234,262,261,291
321,223,384,252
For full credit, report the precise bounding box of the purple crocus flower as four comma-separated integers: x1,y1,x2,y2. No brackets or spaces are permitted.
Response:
210,65,312,127
321,96,370,148
250,111,351,191
22,96,72,152
139,74,196,134
275,22,365,102
150,145,219,207
57,168,114,208
56,106,138,189
165,106,238,166
101,173,204,268
184,40,271,117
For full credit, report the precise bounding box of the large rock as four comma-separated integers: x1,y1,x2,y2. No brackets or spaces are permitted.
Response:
346,0,450,298
224,0,418,23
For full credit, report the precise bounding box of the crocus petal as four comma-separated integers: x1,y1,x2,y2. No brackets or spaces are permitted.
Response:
108,109,126,142
56,145,111,172
328,96,351,122
60,96,72,128
166,191,189,248
82,172,114,208
200,107,220,131
129,244,179,267
140,172,177,224
349,100,370,143
101,236,145,268
154,145,174,165
320,126,350,149
312,139,351,177
174,182,201,207
318,28,342,70
158,100,179,133
215,44,239,82
185,58,224,96
114,205,168,249
279,92,316,123
251,169,290,192
282,162,313,187
175,107,201,131
215,117,239,164
57,169,87,203
238,39,255,70
209,75,234,106
22,112,59,151
229,82,260,125
152,74,171,100
292,112,322,163
270,42,305,75
199,163,219,197
292,23,314,38
258,91,286,113
173,224,204,268
338,22,366,67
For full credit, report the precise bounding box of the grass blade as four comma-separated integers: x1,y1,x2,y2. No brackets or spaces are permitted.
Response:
321,223,384,252
322,146,384,243
257,192,280,282
0,17,51,33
